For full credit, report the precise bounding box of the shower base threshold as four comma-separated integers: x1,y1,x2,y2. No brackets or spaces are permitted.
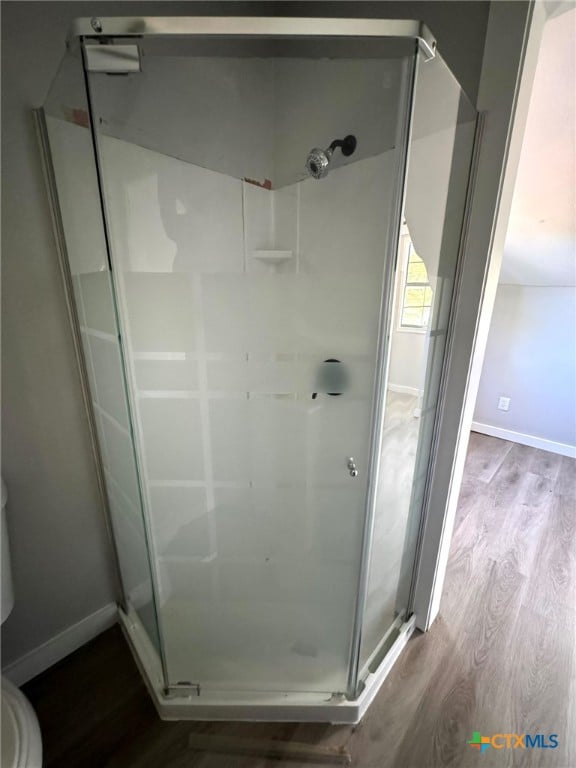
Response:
119,607,416,724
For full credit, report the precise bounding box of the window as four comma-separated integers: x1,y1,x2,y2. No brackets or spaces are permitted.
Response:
400,243,433,330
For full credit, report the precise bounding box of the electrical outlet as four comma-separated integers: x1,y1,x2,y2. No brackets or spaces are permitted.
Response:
498,396,511,412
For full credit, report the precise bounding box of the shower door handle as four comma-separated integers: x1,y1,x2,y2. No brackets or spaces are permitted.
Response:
347,457,359,478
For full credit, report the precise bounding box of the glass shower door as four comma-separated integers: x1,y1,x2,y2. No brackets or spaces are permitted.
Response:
41,51,164,660
359,52,477,674
83,38,416,694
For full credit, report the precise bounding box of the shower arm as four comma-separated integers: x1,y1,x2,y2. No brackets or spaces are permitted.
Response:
329,135,357,157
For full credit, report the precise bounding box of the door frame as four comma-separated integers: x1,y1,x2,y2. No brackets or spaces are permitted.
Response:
410,0,546,629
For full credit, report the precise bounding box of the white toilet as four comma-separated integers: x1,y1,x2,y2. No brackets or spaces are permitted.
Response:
1,479,43,768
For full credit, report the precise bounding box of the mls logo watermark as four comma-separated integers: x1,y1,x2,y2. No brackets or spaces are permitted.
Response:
468,731,559,753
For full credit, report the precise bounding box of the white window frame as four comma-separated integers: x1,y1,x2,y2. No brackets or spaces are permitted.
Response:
396,230,431,335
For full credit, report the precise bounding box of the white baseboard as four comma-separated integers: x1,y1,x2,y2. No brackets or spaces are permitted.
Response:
388,383,422,397
471,421,576,458
2,602,118,686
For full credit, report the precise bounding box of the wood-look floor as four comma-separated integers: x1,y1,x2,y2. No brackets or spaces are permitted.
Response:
23,434,576,768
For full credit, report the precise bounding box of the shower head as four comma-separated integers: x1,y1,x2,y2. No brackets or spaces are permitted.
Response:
305,147,333,180
305,135,357,180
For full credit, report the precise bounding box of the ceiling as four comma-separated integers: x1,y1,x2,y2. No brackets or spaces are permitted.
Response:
500,6,576,286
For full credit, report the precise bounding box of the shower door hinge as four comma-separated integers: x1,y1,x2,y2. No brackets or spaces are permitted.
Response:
327,692,348,703
163,682,201,699
84,42,141,74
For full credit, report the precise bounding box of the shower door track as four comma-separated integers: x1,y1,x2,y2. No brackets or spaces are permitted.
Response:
119,606,416,724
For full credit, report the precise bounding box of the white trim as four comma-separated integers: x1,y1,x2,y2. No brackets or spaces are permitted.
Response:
388,383,422,397
396,326,427,335
471,422,576,459
118,608,415,724
2,603,118,686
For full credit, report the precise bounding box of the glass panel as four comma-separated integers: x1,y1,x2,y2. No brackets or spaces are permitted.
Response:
42,52,164,659
85,37,414,693
359,53,477,670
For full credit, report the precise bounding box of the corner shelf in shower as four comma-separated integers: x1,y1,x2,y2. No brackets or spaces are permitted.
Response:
252,250,294,263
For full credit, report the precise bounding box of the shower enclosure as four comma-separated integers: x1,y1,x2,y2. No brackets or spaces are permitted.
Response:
38,16,476,721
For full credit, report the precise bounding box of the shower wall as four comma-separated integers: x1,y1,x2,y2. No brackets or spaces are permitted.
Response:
93,57,275,184
271,57,403,187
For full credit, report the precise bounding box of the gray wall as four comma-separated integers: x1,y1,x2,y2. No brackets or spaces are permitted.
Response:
87,54,403,189
1,2,119,667
1,0,489,670
473,285,576,449
473,10,576,453
275,2,490,104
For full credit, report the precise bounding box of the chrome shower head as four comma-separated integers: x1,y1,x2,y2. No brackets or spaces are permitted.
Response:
305,135,357,180
305,147,333,180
